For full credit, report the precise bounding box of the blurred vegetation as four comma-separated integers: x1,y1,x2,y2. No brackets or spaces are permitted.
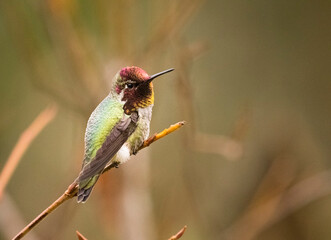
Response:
0,0,331,240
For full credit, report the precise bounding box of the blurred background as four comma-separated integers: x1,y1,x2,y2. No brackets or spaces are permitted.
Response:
0,0,331,239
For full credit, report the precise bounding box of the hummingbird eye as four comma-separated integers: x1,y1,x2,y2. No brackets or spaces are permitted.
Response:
126,82,136,89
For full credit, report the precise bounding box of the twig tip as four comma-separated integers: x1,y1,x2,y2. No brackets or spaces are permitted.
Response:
76,230,88,240
179,121,186,126
169,225,188,240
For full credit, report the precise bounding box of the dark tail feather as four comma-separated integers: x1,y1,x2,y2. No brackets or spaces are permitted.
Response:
77,186,94,203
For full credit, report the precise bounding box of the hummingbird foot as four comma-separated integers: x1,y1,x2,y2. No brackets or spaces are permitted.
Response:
104,161,120,170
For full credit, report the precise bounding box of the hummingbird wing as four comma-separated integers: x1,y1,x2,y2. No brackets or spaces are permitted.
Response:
77,111,139,182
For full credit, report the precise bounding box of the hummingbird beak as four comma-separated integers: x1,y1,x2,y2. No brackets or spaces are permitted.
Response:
148,68,175,82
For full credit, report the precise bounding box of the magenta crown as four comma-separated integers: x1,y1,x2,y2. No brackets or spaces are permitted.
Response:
120,66,150,82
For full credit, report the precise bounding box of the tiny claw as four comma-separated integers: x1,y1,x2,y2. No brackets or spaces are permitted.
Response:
110,161,120,168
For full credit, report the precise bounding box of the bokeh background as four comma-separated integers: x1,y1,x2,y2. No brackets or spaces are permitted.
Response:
0,0,331,239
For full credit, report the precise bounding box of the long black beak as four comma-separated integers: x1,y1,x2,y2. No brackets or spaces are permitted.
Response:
149,68,174,81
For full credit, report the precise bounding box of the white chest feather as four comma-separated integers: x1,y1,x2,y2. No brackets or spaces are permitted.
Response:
116,145,131,163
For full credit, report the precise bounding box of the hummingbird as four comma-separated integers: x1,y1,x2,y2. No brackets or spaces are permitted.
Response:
76,66,174,203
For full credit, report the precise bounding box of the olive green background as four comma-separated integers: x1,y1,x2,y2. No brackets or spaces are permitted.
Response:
0,1,330,239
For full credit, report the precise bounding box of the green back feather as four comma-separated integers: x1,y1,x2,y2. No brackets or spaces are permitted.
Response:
83,96,124,165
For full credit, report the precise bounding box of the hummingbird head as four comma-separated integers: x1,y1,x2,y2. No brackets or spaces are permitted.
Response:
111,66,174,114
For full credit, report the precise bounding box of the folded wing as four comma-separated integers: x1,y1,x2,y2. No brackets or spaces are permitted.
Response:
77,111,139,182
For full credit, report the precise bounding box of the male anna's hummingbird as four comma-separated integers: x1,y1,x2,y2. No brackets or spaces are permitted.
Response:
76,66,174,203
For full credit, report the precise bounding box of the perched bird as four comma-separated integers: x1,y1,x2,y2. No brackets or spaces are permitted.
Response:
76,66,174,203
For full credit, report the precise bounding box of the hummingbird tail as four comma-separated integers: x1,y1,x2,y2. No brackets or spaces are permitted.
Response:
77,176,99,203
77,186,94,203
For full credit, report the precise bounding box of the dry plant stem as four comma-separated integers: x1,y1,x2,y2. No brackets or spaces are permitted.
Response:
13,121,185,240
0,105,57,201
0,193,41,240
76,230,88,240
168,226,187,240
13,187,74,240
141,121,186,149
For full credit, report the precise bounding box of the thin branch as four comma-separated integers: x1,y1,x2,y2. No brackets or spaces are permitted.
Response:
76,230,88,240
0,105,58,201
168,225,187,240
13,121,185,240
140,121,186,149
0,193,41,240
